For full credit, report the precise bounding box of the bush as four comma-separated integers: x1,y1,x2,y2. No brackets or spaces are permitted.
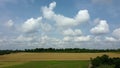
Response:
97,65,114,68
90,54,120,68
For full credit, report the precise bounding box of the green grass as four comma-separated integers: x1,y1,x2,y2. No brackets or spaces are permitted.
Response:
0,62,26,68
3,61,89,68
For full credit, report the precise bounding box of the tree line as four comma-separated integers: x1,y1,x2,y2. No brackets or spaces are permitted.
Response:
0,48,120,55
24,48,120,53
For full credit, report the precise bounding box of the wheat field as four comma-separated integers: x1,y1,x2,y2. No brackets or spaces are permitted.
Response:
0,53,120,61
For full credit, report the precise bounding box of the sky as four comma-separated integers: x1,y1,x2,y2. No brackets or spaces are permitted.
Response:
0,0,120,50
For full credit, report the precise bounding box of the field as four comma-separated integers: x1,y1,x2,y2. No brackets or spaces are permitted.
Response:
2,61,89,68
0,61,26,68
0,53,120,68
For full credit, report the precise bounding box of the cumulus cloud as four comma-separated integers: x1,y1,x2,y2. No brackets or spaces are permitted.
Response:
1,1,120,49
0,34,120,49
21,16,52,33
90,20,109,35
112,28,120,39
42,2,90,27
21,17,42,33
62,28,82,36
75,10,90,23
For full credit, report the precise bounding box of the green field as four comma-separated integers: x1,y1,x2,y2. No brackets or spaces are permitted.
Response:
2,61,89,68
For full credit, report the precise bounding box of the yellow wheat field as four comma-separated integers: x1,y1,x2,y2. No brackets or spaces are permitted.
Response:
0,52,120,61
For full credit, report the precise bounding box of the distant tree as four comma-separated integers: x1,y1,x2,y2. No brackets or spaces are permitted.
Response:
0,48,120,55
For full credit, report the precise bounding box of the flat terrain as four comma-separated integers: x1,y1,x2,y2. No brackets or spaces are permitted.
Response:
3,61,89,68
0,62,26,68
0,53,120,68
0,53,120,61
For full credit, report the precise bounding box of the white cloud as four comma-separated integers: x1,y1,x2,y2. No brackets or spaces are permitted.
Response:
94,36,102,41
41,23,52,32
21,17,42,33
42,1,56,19
49,1,56,10
63,36,73,41
40,35,49,44
112,28,120,38
90,20,109,35
21,16,52,33
1,1,120,49
16,35,33,42
74,35,91,42
75,10,90,23
105,37,117,41
63,35,91,42
42,2,90,27
62,28,82,36
0,34,120,49
74,29,82,35
5,20,14,28
54,15,76,27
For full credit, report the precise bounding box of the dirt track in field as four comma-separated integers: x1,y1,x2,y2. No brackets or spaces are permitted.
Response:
0,53,120,61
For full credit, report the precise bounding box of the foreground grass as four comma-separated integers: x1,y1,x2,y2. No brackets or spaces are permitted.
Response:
0,61,26,68
3,61,89,68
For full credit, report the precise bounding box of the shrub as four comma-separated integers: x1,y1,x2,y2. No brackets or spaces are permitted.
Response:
90,54,120,68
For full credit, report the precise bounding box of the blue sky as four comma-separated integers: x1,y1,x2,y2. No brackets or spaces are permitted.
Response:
0,0,120,49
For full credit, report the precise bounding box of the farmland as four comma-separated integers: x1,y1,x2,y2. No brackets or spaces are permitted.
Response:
0,52,120,68
0,53,120,61
2,61,89,68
